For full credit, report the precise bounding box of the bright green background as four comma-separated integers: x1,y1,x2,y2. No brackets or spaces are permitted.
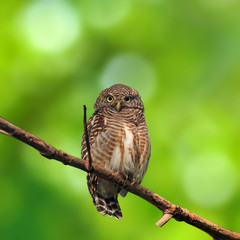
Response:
1,0,240,239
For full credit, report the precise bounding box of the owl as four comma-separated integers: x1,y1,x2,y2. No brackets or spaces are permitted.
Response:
81,84,151,219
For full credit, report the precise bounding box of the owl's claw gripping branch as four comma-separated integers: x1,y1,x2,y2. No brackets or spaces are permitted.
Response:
0,116,240,240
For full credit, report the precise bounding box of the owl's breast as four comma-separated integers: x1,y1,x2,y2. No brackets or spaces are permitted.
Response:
107,124,140,180
92,110,150,184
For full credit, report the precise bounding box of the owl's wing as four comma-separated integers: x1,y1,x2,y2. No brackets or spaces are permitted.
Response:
81,112,95,161
134,118,151,184
81,110,108,161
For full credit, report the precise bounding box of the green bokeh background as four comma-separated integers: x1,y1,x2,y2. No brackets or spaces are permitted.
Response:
1,0,240,239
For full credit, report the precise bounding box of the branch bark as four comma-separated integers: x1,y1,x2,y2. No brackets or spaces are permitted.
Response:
0,116,239,240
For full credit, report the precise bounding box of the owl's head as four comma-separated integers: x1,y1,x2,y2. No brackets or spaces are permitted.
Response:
94,84,144,112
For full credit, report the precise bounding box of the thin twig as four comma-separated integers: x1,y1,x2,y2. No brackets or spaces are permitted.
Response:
0,116,240,240
0,129,10,136
156,213,173,227
83,105,92,171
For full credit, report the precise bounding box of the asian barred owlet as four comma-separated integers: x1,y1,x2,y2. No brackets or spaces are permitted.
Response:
81,84,151,219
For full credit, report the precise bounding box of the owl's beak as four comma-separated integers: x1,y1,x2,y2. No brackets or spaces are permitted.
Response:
116,102,121,112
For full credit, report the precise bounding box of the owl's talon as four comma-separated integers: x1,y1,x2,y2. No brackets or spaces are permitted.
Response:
121,174,136,186
130,179,136,185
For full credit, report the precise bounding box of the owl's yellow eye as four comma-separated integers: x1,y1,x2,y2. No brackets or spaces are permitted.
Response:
107,95,113,102
124,96,132,103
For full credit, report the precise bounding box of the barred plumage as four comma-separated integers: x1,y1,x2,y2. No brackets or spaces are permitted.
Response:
81,84,151,219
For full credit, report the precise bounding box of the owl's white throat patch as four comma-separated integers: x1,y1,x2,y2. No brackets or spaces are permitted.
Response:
122,126,135,174
109,145,121,171
109,126,135,175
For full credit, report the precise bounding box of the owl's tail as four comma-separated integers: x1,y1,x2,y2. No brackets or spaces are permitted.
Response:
94,193,123,219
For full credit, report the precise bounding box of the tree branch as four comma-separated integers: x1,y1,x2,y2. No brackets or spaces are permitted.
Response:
0,116,239,240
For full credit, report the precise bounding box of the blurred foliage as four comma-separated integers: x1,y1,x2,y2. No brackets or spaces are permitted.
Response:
1,0,240,239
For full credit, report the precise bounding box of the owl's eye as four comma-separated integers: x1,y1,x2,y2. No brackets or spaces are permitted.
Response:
124,96,132,103
107,95,114,102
